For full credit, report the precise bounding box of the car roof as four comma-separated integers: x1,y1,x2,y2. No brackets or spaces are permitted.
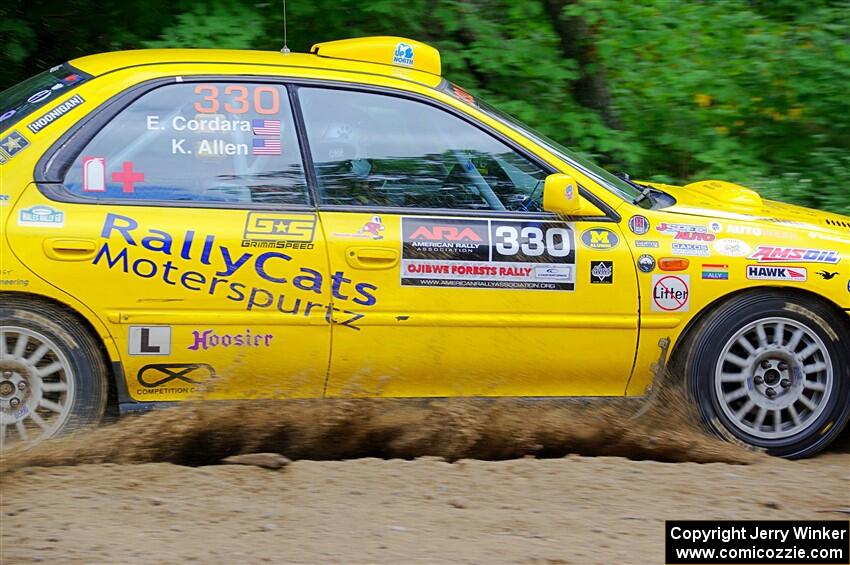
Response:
69,41,444,89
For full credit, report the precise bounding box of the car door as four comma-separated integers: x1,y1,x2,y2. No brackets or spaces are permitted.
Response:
296,85,639,398
7,78,331,401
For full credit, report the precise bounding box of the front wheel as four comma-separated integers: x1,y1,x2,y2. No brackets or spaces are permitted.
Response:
0,296,109,451
680,291,850,458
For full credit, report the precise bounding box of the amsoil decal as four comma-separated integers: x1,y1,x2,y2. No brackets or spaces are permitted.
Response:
746,265,808,282
748,246,840,264
651,274,690,312
27,94,84,133
401,217,576,290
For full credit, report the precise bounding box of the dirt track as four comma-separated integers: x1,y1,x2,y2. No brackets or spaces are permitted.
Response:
1,393,848,564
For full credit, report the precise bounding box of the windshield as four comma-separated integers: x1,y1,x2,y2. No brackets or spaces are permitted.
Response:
439,81,643,202
0,63,90,132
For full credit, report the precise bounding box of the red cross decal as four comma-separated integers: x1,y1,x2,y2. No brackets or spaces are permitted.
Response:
112,161,145,193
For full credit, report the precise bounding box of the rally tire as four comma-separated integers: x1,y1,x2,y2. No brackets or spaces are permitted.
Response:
680,291,850,458
0,296,108,450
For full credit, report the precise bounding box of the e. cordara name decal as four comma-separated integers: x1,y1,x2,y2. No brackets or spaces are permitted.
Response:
400,217,576,290
748,246,840,264
92,213,377,330
27,94,85,133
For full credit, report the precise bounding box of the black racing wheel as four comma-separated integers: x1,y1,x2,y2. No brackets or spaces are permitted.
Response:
678,290,850,458
0,295,109,450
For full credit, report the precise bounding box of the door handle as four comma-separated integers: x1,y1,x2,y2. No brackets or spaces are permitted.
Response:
345,246,399,270
43,238,98,261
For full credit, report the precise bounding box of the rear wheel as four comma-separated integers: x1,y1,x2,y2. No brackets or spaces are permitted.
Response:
0,296,108,450
680,291,850,458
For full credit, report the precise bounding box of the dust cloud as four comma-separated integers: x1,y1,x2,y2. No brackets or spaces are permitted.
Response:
0,375,761,472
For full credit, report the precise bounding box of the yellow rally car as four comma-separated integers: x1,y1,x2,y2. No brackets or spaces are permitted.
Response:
1,37,849,458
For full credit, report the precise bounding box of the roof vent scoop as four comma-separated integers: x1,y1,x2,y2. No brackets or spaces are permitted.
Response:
683,179,763,208
311,36,441,76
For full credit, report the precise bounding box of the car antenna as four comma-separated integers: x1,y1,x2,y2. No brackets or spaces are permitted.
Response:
280,0,290,54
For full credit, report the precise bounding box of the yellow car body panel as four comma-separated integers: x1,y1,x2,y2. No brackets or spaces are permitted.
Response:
2,38,848,407
319,211,638,397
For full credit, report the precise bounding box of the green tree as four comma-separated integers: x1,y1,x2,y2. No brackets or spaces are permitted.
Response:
2,0,849,214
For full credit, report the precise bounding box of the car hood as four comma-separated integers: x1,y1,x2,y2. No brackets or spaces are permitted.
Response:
641,179,850,239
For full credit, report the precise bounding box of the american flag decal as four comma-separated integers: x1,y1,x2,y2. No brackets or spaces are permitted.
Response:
253,138,281,155
251,119,281,136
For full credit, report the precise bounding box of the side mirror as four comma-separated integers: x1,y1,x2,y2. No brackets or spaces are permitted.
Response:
542,174,598,216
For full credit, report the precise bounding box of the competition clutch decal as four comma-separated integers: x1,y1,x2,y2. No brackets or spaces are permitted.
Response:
400,217,576,291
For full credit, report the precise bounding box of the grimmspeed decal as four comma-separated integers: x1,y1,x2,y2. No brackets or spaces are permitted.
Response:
400,217,576,290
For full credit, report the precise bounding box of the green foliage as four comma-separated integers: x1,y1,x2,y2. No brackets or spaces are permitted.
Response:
2,0,848,214
142,1,267,49
571,0,850,214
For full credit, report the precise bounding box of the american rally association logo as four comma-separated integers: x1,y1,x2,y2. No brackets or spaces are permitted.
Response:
18,205,65,227
393,42,415,66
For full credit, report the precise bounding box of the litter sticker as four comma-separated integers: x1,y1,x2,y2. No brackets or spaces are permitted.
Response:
651,274,690,312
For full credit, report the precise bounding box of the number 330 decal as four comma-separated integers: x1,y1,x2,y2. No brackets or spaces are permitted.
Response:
193,84,280,115
493,223,573,259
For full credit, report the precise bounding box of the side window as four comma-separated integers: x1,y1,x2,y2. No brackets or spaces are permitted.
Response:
63,82,309,205
297,88,548,211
